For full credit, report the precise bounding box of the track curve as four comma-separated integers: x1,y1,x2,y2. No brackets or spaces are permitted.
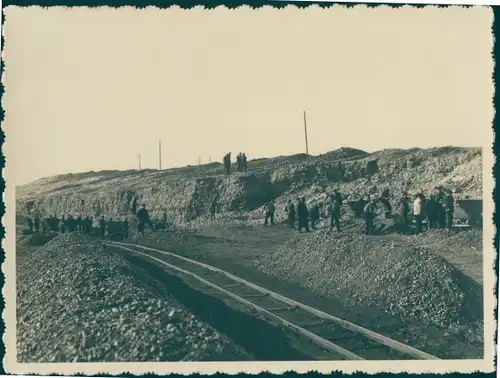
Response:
104,240,440,361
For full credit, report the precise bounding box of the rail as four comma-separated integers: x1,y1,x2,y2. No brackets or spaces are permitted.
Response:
104,240,441,361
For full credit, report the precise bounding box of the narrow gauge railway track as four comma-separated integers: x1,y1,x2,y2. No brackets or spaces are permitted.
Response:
104,240,440,361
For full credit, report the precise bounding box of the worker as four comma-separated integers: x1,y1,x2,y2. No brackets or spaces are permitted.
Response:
236,153,242,172
210,198,218,220
60,216,66,234
363,198,377,235
328,195,341,232
41,218,48,235
99,215,106,238
333,189,343,206
77,215,83,231
27,217,33,233
264,201,276,226
397,196,409,234
297,198,310,233
123,218,129,239
67,215,76,232
137,204,152,236
310,203,320,230
413,193,424,235
426,194,437,229
34,215,40,233
242,153,248,172
285,200,296,229
443,189,455,230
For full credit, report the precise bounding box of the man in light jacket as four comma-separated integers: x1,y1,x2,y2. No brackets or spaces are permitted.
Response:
413,194,424,235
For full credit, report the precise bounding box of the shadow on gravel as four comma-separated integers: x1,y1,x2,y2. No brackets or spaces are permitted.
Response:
123,255,313,361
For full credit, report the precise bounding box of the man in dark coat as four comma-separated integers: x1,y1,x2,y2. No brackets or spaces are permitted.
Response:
99,215,106,238
397,196,409,234
443,189,455,230
285,200,296,229
264,201,276,226
297,198,310,233
310,203,320,230
137,204,153,235
328,196,341,232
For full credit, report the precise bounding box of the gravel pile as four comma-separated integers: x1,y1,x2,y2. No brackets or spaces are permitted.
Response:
256,231,483,329
17,233,250,362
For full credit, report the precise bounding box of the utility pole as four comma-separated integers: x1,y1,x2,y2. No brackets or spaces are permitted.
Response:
159,140,162,170
303,110,309,155
137,154,142,170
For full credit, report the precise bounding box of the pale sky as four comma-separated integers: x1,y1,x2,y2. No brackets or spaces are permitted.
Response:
3,6,494,185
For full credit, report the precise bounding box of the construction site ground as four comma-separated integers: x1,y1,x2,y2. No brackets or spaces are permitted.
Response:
132,217,484,360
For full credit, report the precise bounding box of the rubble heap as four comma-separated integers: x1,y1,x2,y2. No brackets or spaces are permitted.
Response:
256,230,483,330
16,233,249,362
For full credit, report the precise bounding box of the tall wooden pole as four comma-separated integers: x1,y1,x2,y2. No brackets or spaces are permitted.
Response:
303,110,309,155
159,140,162,170
138,154,142,170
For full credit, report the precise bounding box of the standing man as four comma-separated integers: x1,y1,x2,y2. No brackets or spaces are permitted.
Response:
264,201,276,226
122,217,129,239
236,153,242,172
363,198,377,235
413,194,424,235
310,203,320,230
99,215,106,238
210,197,218,220
27,217,33,233
297,198,310,233
443,189,455,230
242,153,248,172
328,195,341,232
398,196,409,234
285,200,296,229
137,204,152,236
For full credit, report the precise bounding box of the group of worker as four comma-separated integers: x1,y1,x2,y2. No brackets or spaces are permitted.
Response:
259,186,456,236
263,190,344,233
24,204,156,239
361,186,456,235
26,214,95,235
222,152,248,175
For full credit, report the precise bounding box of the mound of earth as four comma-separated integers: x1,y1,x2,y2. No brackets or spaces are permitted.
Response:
255,231,483,330
16,233,250,362
16,146,482,229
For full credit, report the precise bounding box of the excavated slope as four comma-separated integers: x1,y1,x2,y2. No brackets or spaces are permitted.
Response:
16,146,482,226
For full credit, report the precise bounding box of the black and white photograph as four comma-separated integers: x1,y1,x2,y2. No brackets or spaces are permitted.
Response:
1,4,495,375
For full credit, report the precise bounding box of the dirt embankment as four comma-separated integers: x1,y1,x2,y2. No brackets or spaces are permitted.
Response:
16,146,482,228
16,233,250,362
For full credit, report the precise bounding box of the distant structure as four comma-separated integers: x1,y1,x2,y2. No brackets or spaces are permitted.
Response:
197,157,202,166
137,154,142,170
159,140,162,170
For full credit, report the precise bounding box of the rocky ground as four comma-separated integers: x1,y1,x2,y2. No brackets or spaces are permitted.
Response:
131,221,484,359
256,229,483,331
14,145,486,360
16,232,251,362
